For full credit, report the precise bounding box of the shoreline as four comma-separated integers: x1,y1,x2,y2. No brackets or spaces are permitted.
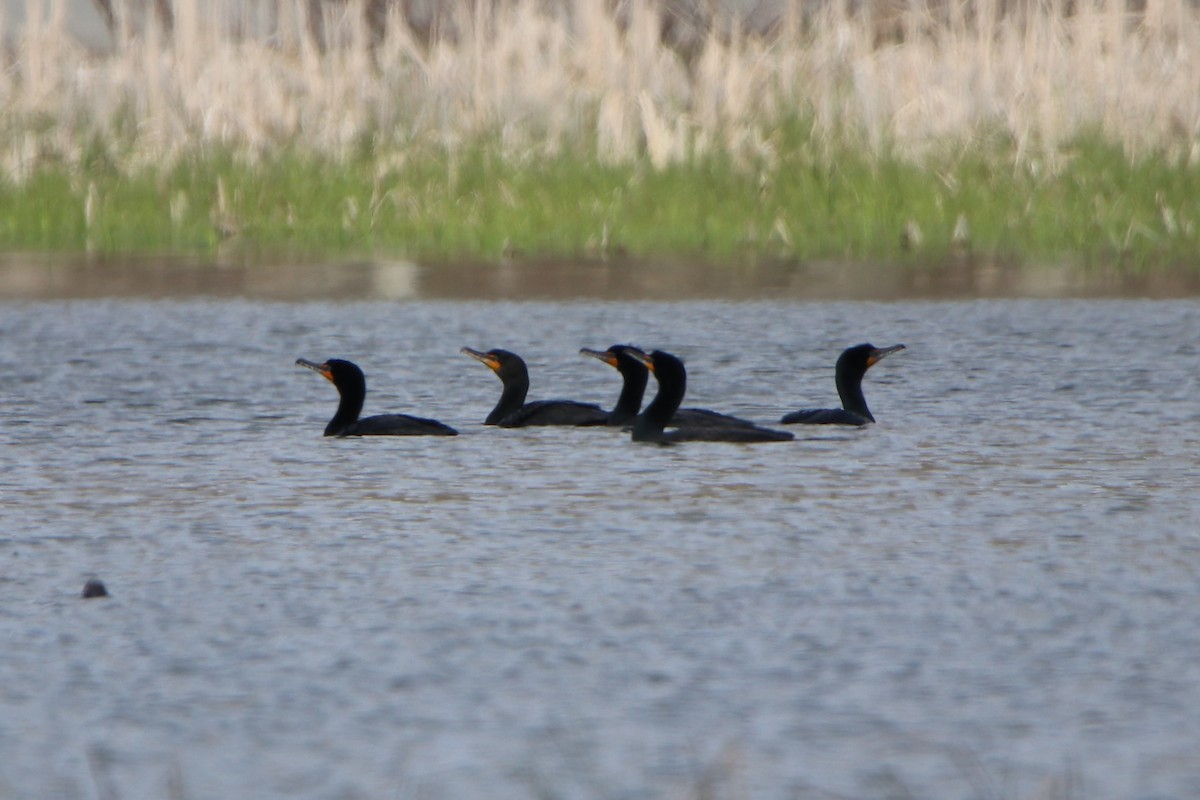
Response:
4,250,1198,302
2,1,1199,270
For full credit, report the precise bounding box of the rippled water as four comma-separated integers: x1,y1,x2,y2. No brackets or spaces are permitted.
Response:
2,296,1199,800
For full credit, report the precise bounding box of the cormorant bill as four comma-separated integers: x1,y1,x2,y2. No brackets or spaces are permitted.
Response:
460,347,609,427
581,345,775,430
780,343,906,426
631,350,794,443
296,358,458,437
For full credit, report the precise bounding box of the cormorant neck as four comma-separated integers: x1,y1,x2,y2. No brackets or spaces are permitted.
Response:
326,377,365,436
634,365,685,441
609,361,649,425
835,368,873,422
486,377,529,425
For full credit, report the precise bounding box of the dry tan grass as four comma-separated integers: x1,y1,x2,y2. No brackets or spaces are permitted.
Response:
2,0,1199,182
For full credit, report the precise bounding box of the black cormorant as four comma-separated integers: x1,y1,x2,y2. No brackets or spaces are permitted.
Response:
632,350,793,443
581,344,776,430
460,347,608,427
780,343,905,426
296,358,457,436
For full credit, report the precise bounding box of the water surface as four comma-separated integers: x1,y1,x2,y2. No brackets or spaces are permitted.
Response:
2,291,1199,799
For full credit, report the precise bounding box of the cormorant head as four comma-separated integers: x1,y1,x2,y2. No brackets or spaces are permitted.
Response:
632,349,687,384
296,357,366,393
460,347,529,383
581,344,648,374
837,343,906,378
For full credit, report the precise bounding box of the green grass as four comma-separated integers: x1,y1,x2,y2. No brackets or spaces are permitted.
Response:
2,123,1198,270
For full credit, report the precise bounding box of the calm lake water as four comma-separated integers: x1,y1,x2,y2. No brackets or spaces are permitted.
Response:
2,260,1199,799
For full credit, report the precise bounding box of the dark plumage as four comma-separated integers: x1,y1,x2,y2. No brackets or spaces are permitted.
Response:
580,345,647,426
781,343,905,426
581,344,769,430
81,579,109,599
296,358,458,437
632,350,793,443
460,347,608,427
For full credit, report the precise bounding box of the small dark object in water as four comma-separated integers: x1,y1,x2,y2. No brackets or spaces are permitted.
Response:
82,579,109,599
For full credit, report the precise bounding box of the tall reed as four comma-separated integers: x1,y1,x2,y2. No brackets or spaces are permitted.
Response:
2,0,1198,180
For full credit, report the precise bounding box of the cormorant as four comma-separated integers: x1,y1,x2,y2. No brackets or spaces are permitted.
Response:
460,347,608,427
632,350,794,443
581,344,773,430
296,358,457,436
780,343,905,426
